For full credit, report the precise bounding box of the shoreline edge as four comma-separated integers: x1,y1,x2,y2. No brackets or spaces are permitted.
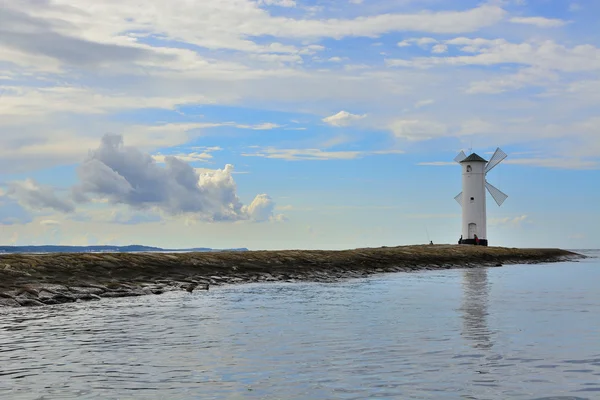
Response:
0,245,585,308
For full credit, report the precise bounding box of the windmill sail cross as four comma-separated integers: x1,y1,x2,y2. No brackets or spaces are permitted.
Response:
485,180,508,206
485,147,507,174
454,192,463,206
454,151,467,163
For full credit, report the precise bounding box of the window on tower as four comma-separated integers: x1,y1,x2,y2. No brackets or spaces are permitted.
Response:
470,197,474,203
466,165,472,172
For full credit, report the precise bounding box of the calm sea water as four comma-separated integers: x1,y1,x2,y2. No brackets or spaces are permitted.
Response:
1,250,599,400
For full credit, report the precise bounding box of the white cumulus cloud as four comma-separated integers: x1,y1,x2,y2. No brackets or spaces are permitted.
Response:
322,111,366,127
71,134,283,222
431,44,448,53
242,194,285,222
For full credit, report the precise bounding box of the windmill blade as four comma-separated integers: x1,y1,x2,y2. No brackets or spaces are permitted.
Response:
485,181,508,206
485,147,507,174
454,192,463,206
454,151,467,163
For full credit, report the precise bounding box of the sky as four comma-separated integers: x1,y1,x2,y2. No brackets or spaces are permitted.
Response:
0,0,599,250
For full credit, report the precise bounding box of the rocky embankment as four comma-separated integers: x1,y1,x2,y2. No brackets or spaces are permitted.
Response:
0,245,583,307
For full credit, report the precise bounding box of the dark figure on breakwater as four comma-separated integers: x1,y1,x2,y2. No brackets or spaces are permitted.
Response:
460,234,487,246
429,241,434,245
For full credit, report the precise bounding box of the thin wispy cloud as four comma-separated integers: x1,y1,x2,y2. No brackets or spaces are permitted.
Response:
509,16,569,28
242,147,403,161
489,215,530,227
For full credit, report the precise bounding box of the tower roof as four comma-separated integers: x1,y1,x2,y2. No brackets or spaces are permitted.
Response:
459,153,488,163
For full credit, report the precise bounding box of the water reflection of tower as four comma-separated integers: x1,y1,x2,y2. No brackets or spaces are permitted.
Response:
460,268,493,350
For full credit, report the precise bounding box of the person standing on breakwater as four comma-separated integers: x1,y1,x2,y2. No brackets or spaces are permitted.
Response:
474,234,480,245
459,235,463,244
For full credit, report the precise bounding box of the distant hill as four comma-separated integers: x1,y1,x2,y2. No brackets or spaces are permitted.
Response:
0,245,248,254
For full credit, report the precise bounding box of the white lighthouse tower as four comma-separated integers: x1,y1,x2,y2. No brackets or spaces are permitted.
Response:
454,148,508,246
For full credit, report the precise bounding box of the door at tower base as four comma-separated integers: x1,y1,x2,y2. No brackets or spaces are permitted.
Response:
459,223,489,246
468,223,477,239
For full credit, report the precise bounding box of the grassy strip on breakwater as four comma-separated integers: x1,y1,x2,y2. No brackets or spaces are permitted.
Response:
0,245,583,307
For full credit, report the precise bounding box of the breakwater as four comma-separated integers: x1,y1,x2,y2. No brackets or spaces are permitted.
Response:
0,245,583,307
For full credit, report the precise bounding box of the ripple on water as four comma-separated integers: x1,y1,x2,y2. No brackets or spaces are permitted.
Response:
1,257,600,399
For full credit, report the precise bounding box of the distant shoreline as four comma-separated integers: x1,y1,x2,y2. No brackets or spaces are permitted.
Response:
0,245,584,308
0,244,248,254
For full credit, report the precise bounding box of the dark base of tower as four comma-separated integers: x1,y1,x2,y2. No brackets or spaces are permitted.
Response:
459,239,488,246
